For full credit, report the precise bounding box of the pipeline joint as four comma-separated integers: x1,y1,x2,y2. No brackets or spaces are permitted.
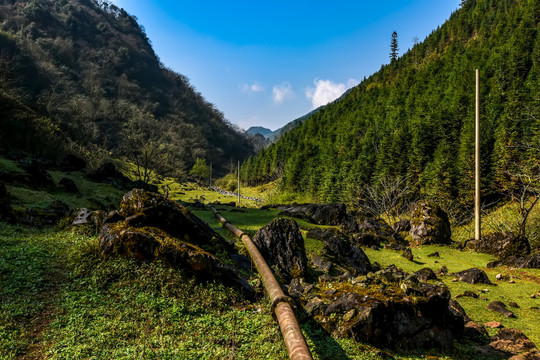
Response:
270,295,296,321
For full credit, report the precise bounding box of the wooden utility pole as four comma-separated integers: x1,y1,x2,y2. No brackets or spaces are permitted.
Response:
475,69,481,241
237,161,240,206
209,162,212,187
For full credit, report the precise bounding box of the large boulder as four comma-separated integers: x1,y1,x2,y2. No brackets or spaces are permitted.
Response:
487,253,540,269
98,190,252,296
308,228,371,275
119,189,234,254
301,266,465,350
484,328,539,358
467,231,530,259
274,203,359,233
410,201,451,245
252,218,308,281
454,268,492,284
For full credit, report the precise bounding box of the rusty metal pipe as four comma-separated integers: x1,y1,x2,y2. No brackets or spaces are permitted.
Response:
210,207,313,360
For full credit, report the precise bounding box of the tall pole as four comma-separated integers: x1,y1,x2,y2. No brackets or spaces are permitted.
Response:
475,69,481,241
209,162,212,187
237,161,240,206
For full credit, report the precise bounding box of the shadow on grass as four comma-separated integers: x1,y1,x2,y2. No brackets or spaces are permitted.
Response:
298,308,352,360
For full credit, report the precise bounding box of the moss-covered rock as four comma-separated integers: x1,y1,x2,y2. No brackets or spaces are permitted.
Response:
466,231,531,259
252,217,308,282
98,189,253,297
297,265,465,350
119,189,234,256
409,201,451,245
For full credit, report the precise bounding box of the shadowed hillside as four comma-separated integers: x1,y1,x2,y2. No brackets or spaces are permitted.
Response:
0,0,253,176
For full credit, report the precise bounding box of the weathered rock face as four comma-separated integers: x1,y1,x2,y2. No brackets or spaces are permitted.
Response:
487,253,540,269
308,228,372,275
120,189,234,253
454,268,492,284
301,266,465,350
98,190,252,297
59,154,87,171
274,203,359,233
252,218,308,281
409,201,451,245
467,231,531,259
484,328,539,358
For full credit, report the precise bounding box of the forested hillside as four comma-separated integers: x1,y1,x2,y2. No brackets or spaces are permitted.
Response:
0,0,253,176
243,0,539,208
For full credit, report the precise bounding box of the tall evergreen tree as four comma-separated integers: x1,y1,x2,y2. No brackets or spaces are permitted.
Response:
390,31,399,62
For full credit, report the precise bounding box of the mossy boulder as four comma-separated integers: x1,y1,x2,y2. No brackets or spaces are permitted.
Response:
466,231,530,259
272,203,359,233
98,190,253,297
299,266,465,350
252,218,308,282
410,201,451,245
119,189,234,255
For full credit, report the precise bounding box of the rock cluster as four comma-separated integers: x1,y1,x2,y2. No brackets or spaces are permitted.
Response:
467,231,531,259
297,265,465,350
97,189,253,297
487,253,540,269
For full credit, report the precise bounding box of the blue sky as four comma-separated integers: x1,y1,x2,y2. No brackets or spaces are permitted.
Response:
109,1,461,131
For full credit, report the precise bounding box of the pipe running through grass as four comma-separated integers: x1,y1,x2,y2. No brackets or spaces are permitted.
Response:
209,206,313,360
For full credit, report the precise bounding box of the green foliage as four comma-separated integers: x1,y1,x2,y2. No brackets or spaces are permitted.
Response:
189,158,210,181
215,173,238,192
244,0,539,213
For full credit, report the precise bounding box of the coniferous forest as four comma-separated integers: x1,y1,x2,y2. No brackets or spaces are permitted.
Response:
242,0,539,211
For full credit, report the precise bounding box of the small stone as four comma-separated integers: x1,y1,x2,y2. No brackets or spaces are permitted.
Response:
427,251,440,258
402,248,414,261
509,278,516,284
452,278,458,282
509,302,519,308
480,296,489,301
531,294,536,299
325,288,337,296
482,289,489,293
484,321,503,329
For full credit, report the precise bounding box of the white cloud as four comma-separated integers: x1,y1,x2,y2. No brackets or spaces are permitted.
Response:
241,83,264,94
306,78,358,109
272,82,295,104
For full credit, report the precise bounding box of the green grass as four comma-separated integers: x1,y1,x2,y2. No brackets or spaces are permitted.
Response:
364,245,540,346
0,158,24,173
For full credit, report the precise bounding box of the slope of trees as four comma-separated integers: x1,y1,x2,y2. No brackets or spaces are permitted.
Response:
0,0,253,176
243,0,539,208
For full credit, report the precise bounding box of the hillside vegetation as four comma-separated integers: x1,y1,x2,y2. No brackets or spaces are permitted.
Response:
243,0,539,208
0,0,253,176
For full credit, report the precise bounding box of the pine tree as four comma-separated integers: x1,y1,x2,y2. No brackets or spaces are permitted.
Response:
390,31,399,62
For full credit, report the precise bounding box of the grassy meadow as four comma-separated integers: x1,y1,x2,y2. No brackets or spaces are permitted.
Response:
1,156,540,359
